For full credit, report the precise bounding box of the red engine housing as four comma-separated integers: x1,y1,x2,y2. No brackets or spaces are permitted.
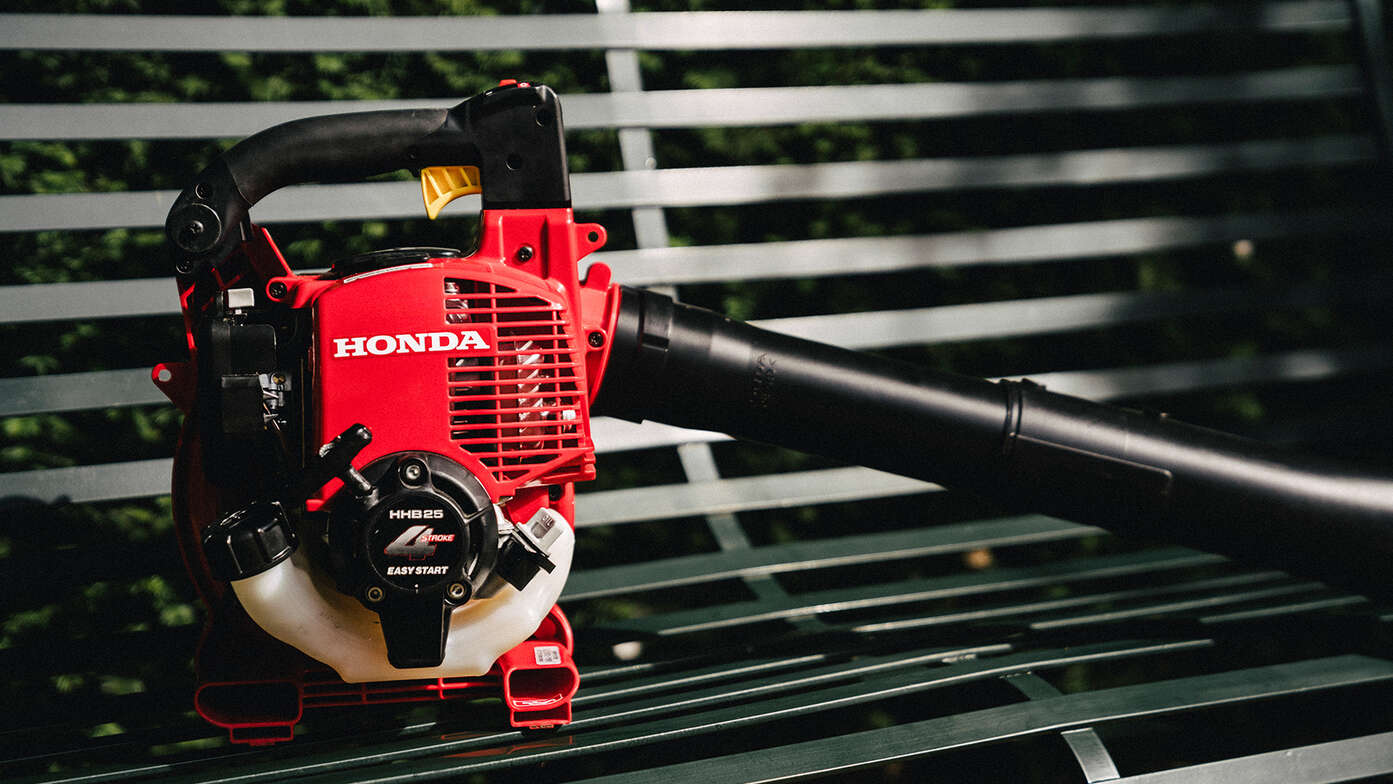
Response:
155,208,617,745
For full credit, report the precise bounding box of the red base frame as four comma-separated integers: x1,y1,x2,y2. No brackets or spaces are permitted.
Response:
193,605,578,746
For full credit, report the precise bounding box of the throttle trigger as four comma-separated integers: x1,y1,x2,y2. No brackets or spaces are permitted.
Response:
421,166,482,219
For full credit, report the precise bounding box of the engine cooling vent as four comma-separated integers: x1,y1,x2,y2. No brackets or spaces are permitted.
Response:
444,277,591,488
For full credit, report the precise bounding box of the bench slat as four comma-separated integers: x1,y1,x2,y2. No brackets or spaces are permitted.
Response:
0,136,1374,232
0,3,1350,53
1028,581,1353,631
752,277,1393,350
562,516,1102,600
1111,731,1393,784
604,547,1225,636
575,466,935,527
853,571,1302,633
602,207,1382,286
0,66,1360,141
0,368,165,416
270,640,1213,784
9,206,1382,327
573,655,1393,784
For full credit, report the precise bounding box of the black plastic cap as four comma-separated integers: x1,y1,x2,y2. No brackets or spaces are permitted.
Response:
494,533,555,591
202,501,298,580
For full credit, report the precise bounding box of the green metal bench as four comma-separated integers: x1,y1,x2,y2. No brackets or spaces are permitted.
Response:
3,2,1393,781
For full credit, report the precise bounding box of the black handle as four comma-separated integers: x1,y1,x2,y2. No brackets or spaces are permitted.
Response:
167,82,570,276
595,286,1393,601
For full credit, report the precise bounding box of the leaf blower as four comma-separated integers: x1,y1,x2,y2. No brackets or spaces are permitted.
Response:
156,82,1393,745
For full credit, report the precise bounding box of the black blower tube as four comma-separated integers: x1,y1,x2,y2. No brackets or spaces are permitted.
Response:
593,287,1393,601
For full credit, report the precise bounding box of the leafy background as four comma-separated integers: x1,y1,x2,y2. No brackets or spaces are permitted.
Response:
2,0,1392,778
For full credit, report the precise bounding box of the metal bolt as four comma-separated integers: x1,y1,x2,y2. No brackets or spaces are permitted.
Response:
179,220,205,245
268,281,288,299
587,331,605,348
446,582,469,602
515,245,535,263
400,461,424,484
365,585,385,603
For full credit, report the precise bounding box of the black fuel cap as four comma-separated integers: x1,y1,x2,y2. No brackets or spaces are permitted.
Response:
202,501,298,580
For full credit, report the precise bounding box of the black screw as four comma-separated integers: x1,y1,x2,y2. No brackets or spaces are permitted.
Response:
178,220,205,246
587,331,605,348
548,485,563,502
194,182,211,200
516,245,535,263
268,281,288,299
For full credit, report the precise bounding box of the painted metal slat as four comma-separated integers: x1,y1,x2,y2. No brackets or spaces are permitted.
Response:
0,136,1374,232
47,641,1181,784
851,571,1306,634
562,515,1102,600
1,279,179,325
0,278,180,325
275,640,1214,784
574,655,1393,784
0,3,1350,53
0,65,1360,141
1199,594,1371,623
1,639,1001,783
574,466,936,527
0,458,171,505
752,277,1393,351
602,547,1225,636
1019,345,1393,400
590,417,729,454
1112,731,1393,784
0,368,166,417
1027,581,1347,631
0,416,735,503
601,207,1378,286
8,206,1379,326
562,643,1060,742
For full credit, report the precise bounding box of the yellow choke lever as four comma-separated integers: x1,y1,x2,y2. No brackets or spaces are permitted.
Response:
420,166,482,220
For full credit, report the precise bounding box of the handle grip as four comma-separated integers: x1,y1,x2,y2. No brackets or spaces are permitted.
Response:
166,82,569,276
